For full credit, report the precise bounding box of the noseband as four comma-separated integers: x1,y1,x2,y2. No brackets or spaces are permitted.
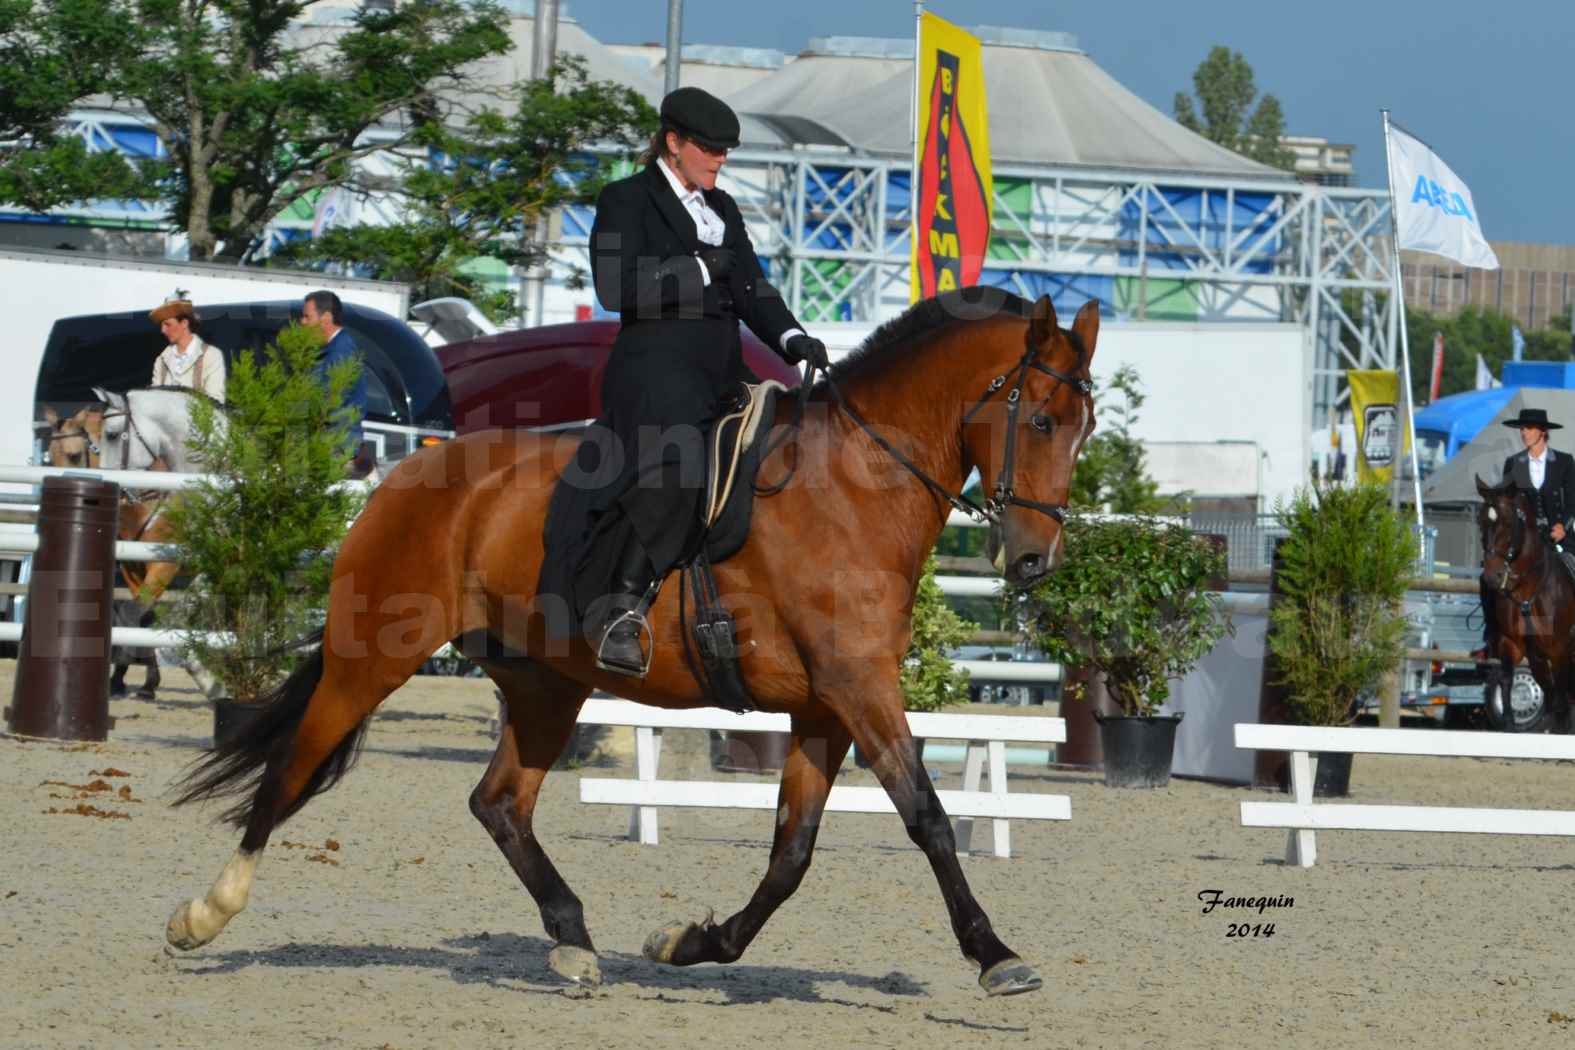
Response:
819,339,1092,527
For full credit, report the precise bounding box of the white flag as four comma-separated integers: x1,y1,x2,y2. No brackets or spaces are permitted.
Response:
1475,354,1498,390
1386,122,1499,270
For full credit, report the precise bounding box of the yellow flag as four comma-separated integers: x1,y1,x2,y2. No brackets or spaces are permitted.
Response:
911,12,992,303
1347,370,1410,484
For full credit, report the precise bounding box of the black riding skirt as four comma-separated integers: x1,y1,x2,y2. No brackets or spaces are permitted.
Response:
539,318,750,630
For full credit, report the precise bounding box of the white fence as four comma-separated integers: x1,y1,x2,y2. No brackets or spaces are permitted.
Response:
576,698,1068,858
1234,723,1575,867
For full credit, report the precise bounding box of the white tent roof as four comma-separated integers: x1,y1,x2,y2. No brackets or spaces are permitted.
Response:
728,28,1290,179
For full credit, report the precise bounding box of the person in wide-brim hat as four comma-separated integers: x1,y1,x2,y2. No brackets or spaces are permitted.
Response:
148,297,227,403
1476,401,1575,658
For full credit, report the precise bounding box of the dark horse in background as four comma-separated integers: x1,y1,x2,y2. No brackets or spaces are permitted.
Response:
164,290,1100,998
1477,475,1575,732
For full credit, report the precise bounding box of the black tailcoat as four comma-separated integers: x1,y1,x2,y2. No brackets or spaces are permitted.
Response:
539,162,806,628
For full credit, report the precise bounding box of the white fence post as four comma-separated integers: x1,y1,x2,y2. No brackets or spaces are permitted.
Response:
1286,749,1317,868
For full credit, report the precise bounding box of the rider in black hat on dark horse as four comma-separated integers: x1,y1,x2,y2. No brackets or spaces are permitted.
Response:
1477,406,1575,657
541,86,830,676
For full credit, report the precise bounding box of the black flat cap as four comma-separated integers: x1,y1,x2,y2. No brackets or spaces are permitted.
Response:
660,86,740,151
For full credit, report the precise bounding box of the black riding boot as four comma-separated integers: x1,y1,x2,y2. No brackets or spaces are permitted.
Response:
596,533,656,677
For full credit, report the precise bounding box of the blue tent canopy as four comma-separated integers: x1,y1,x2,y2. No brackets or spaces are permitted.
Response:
1413,387,1517,459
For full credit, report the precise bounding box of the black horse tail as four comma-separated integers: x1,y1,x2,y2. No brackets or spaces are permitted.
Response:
171,629,371,829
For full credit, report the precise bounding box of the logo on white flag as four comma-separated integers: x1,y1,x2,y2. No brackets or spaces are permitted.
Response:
1386,122,1499,271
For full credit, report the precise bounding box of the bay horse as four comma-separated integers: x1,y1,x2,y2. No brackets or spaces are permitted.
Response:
1476,475,1575,733
42,404,181,698
166,290,1100,997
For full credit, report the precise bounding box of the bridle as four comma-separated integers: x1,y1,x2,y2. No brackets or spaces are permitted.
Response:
45,427,100,462
100,399,161,476
815,335,1092,526
1483,496,1532,594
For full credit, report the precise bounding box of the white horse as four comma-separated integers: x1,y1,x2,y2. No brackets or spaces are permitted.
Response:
91,386,224,474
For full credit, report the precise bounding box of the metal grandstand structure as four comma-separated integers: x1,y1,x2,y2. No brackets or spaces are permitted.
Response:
561,150,1398,420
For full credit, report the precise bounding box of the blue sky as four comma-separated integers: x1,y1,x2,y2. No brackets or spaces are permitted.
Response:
573,0,1573,245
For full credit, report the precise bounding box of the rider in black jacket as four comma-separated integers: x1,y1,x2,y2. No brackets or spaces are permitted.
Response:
1478,406,1575,656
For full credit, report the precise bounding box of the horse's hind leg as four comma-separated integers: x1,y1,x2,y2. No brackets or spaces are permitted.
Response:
643,713,851,968
166,640,432,950
468,653,597,985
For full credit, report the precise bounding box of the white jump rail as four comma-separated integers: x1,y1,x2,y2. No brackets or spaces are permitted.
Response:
576,698,1068,858
1234,723,1575,867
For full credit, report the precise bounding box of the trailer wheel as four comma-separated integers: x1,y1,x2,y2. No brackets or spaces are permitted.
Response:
1485,669,1547,733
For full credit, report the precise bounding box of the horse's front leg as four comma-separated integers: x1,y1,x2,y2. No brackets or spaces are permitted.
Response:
837,679,1041,997
644,713,851,967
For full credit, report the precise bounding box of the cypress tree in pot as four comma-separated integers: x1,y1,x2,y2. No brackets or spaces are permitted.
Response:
1267,482,1413,797
160,323,364,747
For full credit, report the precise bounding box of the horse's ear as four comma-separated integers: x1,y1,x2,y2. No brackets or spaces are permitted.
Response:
1029,294,1059,346
1072,299,1100,361
1475,473,1491,498
91,386,113,405
41,404,58,427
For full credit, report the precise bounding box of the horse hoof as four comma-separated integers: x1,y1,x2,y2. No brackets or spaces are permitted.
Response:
979,957,1043,997
165,900,215,951
136,688,157,700
109,685,128,699
642,920,701,964
547,944,601,987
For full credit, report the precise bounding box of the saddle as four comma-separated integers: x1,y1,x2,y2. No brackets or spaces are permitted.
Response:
677,380,790,713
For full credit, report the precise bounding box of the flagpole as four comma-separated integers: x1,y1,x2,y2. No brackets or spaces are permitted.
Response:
1381,108,1427,558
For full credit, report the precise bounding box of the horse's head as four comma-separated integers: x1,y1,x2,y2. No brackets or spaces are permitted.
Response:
1477,473,1535,590
968,294,1099,586
42,405,105,470
93,387,158,472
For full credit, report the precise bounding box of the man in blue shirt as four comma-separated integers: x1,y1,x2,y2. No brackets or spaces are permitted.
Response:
302,290,373,476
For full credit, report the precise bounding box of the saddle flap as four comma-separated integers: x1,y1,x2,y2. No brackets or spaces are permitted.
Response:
705,380,788,527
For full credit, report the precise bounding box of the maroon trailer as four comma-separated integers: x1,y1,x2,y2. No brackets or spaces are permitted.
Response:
436,321,802,434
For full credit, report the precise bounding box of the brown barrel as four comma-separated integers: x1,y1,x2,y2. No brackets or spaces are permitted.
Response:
6,476,120,740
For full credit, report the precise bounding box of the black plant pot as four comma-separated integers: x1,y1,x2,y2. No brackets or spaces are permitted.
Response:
1313,751,1354,798
1093,712,1183,789
212,699,269,750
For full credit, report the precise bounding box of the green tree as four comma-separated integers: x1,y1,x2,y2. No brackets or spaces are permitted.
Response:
1070,364,1168,514
1268,482,1412,725
0,0,157,209
280,56,656,323
1017,516,1229,716
900,554,977,712
1173,46,1296,171
162,323,364,702
7,0,515,261
1403,304,1572,403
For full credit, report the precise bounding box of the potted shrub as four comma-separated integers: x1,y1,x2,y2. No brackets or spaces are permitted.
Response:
1268,482,1413,796
1017,515,1230,788
161,323,364,746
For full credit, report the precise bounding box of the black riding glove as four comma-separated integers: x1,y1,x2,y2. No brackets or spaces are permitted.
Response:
697,246,737,282
785,334,830,372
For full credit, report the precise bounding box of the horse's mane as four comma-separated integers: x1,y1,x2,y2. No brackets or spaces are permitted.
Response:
823,289,1088,387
